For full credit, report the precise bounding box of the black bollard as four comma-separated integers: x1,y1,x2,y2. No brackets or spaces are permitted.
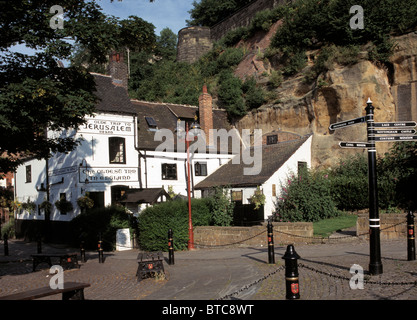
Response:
407,211,416,261
80,240,86,263
267,221,275,264
282,244,301,300
168,229,174,265
98,234,104,263
3,233,9,256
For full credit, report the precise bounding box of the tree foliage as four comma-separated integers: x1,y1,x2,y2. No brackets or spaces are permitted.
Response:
187,0,253,27
0,0,156,173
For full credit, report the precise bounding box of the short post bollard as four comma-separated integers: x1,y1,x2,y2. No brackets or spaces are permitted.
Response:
282,244,301,300
267,221,275,264
3,233,9,256
98,235,104,263
168,229,174,265
407,211,416,261
80,240,86,263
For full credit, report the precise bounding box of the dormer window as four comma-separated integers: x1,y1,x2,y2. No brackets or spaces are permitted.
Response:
145,116,158,131
267,135,278,145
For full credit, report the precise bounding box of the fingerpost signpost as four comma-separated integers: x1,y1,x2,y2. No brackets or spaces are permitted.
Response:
329,98,417,275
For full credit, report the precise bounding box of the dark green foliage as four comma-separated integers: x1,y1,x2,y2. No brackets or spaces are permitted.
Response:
137,198,212,251
217,70,246,117
328,154,369,211
138,188,234,251
187,0,253,27
271,0,417,64
275,169,339,222
69,205,133,251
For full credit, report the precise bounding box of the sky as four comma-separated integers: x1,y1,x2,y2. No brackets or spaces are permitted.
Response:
97,0,195,35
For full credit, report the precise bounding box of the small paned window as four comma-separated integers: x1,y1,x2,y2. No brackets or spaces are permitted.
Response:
267,135,278,145
161,163,177,180
194,162,207,176
25,165,32,183
109,137,126,164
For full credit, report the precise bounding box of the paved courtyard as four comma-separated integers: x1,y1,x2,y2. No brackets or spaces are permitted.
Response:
0,237,416,301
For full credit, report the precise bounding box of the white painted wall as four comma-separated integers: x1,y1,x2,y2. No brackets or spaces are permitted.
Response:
262,135,313,220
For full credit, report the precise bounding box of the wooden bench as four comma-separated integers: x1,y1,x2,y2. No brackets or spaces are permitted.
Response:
0,282,90,300
136,251,165,281
31,253,79,272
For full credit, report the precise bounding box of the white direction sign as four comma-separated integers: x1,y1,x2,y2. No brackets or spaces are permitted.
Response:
373,136,417,142
329,116,366,131
373,121,417,128
372,129,416,135
339,142,373,149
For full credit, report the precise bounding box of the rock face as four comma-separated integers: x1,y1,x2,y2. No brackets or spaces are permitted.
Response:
235,31,417,168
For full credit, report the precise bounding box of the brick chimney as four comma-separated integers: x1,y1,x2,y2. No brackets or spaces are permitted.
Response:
199,85,213,146
107,51,128,91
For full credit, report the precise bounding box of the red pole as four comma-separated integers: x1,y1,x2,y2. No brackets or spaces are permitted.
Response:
186,123,194,250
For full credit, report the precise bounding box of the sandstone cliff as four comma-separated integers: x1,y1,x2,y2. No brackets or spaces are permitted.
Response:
233,27,417,168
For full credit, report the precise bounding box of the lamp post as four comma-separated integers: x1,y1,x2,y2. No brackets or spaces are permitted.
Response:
186,122,194,250
177,120,200,250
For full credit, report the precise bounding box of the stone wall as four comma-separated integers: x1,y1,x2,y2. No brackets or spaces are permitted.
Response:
210,0,283,42
176,0,287,63
176,26,212,64
357,214,408,240
194,222,313,247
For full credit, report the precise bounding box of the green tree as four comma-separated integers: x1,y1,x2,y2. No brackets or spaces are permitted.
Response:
0,0,156,173
187,0,253,27
155,27,178,61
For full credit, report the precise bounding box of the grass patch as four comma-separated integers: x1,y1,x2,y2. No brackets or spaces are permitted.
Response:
313,213,357,238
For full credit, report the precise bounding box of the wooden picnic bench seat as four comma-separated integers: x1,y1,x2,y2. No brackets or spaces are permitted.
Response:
0,282,90,300
136,251,165,281
31,252,79,272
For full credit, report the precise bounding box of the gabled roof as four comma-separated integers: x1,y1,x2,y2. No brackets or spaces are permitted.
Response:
131,100,234,152
195,135,311,189
92,73,136,115
121,188,170,205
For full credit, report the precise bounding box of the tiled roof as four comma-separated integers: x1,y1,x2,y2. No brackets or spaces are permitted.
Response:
92,73,136,115
195,135,311,189
131,100,234,152
121,188,170,204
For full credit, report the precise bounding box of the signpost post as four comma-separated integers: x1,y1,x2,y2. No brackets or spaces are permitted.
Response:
365,100,383,276
329,98,417,275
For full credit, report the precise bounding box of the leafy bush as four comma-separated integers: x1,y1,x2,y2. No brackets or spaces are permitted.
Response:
328,154,369,211
138,188,234,251
69,205,133,251
137,198,212,251
218,70,246,117
274,169,339,222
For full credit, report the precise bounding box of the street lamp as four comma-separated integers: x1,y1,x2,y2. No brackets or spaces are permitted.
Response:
79,159,89,193
176,119,201,250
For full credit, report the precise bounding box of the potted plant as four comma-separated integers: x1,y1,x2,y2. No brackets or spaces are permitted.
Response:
21,198,36,214
55,196,73,215
77,192,94,213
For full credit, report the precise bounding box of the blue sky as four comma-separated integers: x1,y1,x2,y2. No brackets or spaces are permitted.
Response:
97,0,195,35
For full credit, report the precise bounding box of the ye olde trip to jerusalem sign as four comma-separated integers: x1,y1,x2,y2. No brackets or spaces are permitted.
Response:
79,119,133,135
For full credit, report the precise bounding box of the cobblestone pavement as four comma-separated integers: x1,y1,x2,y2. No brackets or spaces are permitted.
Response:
251,239,417,300
0,238,416,300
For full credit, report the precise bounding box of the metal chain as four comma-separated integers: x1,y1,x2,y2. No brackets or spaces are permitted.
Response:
298,263,417,286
